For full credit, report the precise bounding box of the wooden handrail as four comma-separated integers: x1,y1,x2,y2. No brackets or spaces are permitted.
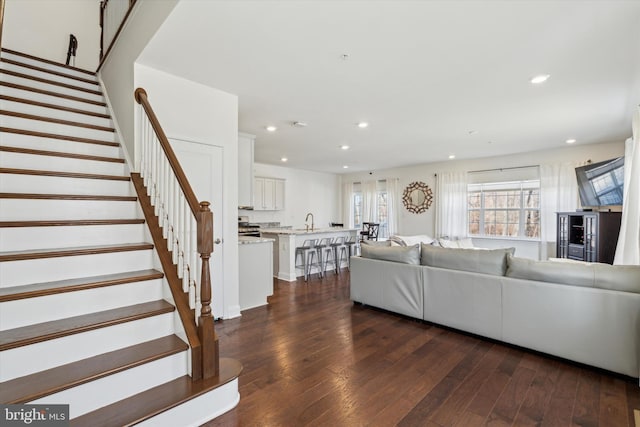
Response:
0,0,6,48
134,87,219,379
97,0,137,72
134,88,200,217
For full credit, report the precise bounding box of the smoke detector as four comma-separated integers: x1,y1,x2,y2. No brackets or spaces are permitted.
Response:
292,121,308,128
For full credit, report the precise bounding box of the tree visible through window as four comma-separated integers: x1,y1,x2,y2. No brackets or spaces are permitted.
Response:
468,181,540,238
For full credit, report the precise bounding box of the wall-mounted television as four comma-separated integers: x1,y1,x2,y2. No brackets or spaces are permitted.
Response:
575,156,624,208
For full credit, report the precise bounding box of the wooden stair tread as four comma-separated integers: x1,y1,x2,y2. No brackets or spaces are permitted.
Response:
0,145,124,163
1,48,96,76
0,300,175,351
0,95,111,119
70,358,243,427
0,81,106,106
0,193,137,201
0,109,115,132
0,167,130,181
0,69,103,96
0,269,162,302
0,127,118,147
0,57,99,86
0,335,187,404
0,218,144,228
0,242,154,262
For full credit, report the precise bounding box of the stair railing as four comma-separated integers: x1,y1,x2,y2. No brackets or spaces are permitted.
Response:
134,87,219,379
98,0,136,70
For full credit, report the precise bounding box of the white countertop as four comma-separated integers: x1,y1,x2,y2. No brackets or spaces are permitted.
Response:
260,227,358,235
238,236,275,244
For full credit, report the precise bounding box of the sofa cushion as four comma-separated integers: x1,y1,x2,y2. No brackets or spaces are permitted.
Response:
506,255,595,287
421,244,514,276
592,264,640,293
360,244,420,264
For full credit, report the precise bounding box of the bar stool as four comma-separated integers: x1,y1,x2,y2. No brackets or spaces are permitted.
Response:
330,236,346,273
295,239,318,281
343,235,358,269
315,237,334,278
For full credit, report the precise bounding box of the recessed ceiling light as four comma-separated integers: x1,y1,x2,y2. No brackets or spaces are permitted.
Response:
281,157,288,162
340,145,350,150
530,74,550,84
266,125,277,132
449,154,456,159
357,122,369,128
566,138,576,144
343,165,349,169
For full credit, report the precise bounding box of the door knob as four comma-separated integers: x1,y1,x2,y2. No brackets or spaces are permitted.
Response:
214,238,222,244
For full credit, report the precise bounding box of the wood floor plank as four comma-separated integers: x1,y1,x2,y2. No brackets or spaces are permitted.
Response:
599,376,630,427
203,274,639,427
571,370,602,427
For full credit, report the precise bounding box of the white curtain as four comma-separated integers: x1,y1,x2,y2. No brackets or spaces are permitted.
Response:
435,171,468,238
614,106,640,265
362,180,378,223
539,162,580,259
341,180,354,228
386,178,400,236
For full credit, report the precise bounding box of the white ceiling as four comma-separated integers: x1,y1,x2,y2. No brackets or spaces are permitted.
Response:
137,0,640,174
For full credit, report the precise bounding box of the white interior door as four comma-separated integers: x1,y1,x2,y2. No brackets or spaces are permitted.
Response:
169,138,224,319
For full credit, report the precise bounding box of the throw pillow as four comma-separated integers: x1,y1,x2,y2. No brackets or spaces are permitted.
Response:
390,235,435,247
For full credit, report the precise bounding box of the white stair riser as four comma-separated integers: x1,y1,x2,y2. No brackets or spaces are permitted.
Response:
0,151,126,176
138,380,240,427
0,132,121,158
0,174,133,197
1,279,164,330
0,199,140,222
0,115,117,142
33,352,188,419
1,52,98,81
0,313,176,381
0,61,100,91
0,98,113,128
1,74,104,104
0,85,108,115
0,247,154,286
0,224,147,251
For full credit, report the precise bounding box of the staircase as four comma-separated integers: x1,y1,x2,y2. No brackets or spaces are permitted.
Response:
0,48,240,426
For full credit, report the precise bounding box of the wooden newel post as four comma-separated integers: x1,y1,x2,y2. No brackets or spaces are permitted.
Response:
197,201,219,378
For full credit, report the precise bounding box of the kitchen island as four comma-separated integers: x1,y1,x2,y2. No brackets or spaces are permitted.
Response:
260,228,358,281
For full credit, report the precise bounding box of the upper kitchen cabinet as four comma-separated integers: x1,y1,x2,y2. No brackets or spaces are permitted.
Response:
254,177,285,210
238,133,255,209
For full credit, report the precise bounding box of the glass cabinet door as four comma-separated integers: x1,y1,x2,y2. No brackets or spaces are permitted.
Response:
584,215,597,262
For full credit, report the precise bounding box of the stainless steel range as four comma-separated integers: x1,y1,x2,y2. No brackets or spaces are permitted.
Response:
238,216,261,237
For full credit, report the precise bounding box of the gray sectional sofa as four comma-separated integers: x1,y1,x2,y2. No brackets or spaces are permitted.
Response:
350,243,640,379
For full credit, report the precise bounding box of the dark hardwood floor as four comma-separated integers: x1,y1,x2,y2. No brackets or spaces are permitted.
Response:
204,270,640,427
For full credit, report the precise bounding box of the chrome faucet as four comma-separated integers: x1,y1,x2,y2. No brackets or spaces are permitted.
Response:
305,212,314,232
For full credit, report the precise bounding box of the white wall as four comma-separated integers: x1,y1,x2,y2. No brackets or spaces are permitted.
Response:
342,141,625,259
99,0,178,162
134,63,240,319
243,163,341,229
3,0,101,70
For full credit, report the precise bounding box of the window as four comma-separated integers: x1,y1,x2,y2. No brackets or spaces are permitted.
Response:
468,180,540,239
352,180,390,238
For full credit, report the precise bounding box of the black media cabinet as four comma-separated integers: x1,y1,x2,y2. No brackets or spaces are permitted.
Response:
556,211,622,264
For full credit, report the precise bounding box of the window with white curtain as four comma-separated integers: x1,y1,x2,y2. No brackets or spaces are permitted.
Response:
352,180,390,238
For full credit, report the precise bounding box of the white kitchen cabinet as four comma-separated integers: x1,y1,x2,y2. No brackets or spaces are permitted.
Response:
253,177,285,210
238,133,255,208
